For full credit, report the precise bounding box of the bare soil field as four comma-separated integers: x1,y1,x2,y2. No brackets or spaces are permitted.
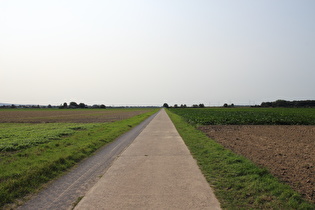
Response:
199,125,315,203
0,109,150,123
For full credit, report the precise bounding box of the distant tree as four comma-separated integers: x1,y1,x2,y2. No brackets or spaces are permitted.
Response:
274,99,287,107
163,103,169,108
223,103,228,108
92,104,100,108
100,104,106,109
59,103,67,109
192,104,199,108
78,103,86,108
231,103,234,107
180,104,187,108
69,102,78,108
48,104,52,108
199,104,205,108
70,102,77,106
261,102,272,107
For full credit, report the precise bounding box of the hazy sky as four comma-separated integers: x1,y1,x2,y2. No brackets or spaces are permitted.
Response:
1,0,315,106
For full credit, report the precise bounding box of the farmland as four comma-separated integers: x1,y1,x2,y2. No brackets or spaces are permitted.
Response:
200,125,315,204
0,109,152,152
0,108,158,208
170,107,315,125
168,107,315,207
0,108,149,123
0,123,98,152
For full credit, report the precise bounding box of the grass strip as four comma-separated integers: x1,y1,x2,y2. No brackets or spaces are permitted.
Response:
166,109,315,210
0,109,158,208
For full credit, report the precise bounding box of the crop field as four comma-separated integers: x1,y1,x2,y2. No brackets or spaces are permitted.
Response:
170,107,315,125
169,107,315,205
0,108,158,207
0,108,149,123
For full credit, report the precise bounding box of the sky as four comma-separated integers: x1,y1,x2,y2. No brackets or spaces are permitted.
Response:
1,0,315,106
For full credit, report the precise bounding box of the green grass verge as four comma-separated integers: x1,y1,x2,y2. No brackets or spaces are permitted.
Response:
166,109,315,210
0,109,158,207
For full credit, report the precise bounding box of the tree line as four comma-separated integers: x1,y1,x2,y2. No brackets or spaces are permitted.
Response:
0,102,107,109
163,103,205,108
59,102,106,109
260,100,315,108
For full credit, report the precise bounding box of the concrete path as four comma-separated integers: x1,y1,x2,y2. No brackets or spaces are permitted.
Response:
74,109,221,210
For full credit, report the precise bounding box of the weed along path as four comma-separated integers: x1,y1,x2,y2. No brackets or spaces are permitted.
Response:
74,109,221,210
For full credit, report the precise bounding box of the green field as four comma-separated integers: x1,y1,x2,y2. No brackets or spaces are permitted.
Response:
0,108,158,208
0,123,97,152
170,107,315,125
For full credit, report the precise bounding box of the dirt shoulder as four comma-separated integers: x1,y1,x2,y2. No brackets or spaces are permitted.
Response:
199,125,315,203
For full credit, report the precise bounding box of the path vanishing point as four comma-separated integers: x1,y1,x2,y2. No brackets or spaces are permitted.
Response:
75,109,221,210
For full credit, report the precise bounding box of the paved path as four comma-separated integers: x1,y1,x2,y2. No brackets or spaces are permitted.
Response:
75,109,221,210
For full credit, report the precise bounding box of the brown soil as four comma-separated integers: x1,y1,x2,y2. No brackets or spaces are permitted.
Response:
0,109,150,123
199,125,315,203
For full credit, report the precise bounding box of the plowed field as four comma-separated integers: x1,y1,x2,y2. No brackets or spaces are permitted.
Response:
199,125,315,203
0,109,149,123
